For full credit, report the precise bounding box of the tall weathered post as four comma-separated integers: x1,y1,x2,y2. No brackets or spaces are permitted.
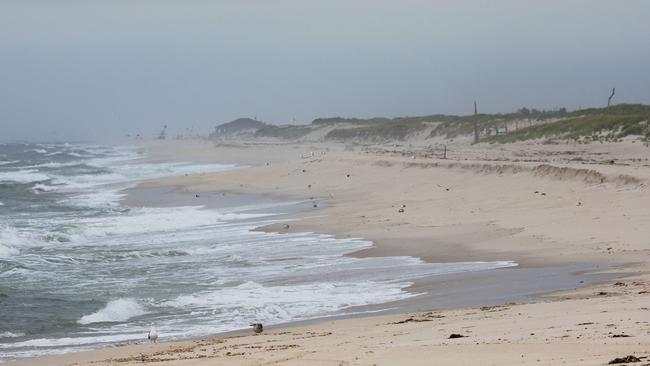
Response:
473,100,479,144
607,87,616,107
158,125,167,140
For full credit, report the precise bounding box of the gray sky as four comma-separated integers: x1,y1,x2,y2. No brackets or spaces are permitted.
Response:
1,0,649,141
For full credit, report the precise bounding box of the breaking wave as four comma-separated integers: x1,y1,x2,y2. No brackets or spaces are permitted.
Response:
78,299,147,325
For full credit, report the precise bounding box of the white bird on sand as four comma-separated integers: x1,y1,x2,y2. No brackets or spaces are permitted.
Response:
148,322,158,343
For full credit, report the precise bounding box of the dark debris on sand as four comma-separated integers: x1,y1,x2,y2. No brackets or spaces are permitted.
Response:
608,355,641,364
392,317,433,324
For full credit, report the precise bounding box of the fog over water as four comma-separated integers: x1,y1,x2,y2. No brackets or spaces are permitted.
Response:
1,0,649,141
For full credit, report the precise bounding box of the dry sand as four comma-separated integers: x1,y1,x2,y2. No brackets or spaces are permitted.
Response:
9,139,650,365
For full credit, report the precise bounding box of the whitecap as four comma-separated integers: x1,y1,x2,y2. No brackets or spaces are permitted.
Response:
165,280,413,327
78,298,147,325
0,332,143,350
77,206,271,238
23,161,81,169
0,331,25,339
0,226,45,258
0,243,19,258
0,169,50,183
66,152,91,158
32,183,58,193
0,226,26,258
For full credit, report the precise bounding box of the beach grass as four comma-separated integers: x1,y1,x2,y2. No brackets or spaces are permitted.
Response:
485,104,650,143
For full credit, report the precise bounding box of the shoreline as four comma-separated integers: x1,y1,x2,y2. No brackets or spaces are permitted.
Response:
123,184,619,319
7,139,650,365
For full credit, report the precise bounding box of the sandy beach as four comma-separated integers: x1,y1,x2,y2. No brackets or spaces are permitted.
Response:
9,139,650,365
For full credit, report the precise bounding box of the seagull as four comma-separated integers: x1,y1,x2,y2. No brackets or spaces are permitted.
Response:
250,323,263,334
437,184,452,191
148,322,158,344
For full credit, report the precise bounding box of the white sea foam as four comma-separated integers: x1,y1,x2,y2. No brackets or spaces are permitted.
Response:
77,206,272,239
0,160,19,166
56,160,236,207
32,183,58,193
24,161,81,169
0,243,19,258
78,298,146,325
0,331,25,339
0,226,33,258
0,332,144,349
0,169,50,183
167,280,412,326
44,151,91,158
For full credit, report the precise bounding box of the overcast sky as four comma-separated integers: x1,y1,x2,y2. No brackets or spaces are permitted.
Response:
1,0,649,141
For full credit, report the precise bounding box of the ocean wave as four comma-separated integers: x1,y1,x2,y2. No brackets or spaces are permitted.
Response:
77,206,270,238
32,183,58,193
0,227,27,258
0,243,19,258
23,161,82,169
0,169,50,183
51,160,237,207
0,331,25,339
0,160,20,166
0,226,46,258
0,332,143,350
166,280,413,325
78,298,147,325
45,151,92,159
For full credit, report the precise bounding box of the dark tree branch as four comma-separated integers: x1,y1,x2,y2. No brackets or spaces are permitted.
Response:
608,87,616,107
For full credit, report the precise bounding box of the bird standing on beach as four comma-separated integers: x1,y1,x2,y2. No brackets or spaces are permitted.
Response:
437,184,452,191
251,323,263,334
148,323,158,343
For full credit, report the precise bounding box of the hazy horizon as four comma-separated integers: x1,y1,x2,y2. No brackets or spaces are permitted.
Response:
1,0,649,141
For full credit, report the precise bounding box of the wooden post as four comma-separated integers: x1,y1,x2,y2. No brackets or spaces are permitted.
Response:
443,145,447,159
608,87,616,107
473,101,479,144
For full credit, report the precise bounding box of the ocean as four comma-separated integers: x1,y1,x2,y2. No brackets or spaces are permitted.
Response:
0,142,516,361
